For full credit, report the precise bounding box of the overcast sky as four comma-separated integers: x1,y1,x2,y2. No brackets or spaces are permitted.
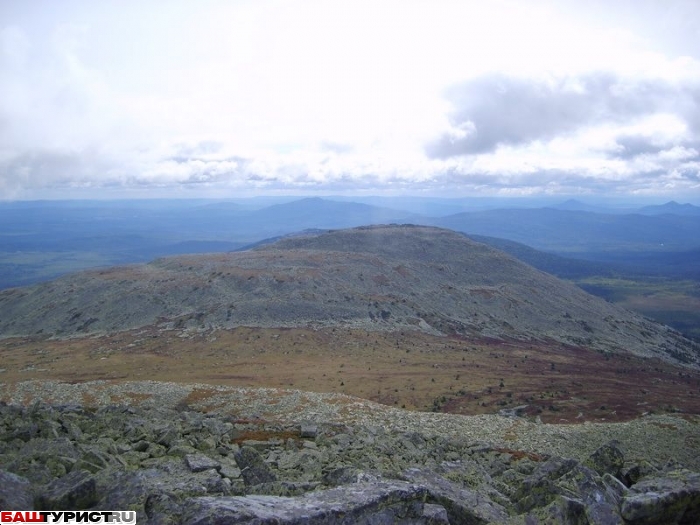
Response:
2,0,700,201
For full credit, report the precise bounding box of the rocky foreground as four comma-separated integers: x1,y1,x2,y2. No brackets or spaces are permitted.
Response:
1,381,700,524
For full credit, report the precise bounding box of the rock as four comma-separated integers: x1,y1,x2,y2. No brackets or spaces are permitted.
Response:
526,496,588,525
620,469,700,524
323,466,362,486
9,421,39,442
622,461,659,487
144,492,182,525
294,447,323,480
182,481,430,525
185,453,221,473
510,455,625,524
234,446,277,486
35,470,98,510
219,463,242,480
97,470,166,524
557,464,625,524
0,470,34,510
245,481,320,497
403,467,510,524
422,503,450,524
514,457,578,511
75,445,113,473
2,398,700,525
584,440,625,478
300,423,318,439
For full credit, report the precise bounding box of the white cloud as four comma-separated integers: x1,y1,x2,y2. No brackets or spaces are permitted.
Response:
1,0,700,199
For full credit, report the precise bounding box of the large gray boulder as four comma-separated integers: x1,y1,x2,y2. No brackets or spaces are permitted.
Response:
620,469,700,524
234,446,278,486
0,470,34,510
182,481,437,525
35,470,98,510
584,440,625,478
403,467,510,524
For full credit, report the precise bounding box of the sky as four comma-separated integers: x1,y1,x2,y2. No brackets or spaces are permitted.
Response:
1,0,700,201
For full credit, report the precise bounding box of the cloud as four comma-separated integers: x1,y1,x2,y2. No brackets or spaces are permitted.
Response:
426,73,700,159
2,1,700,200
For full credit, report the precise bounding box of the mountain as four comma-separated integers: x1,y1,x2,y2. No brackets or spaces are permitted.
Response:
0,225,696,367
0,198,417,288
467,234,630,279
239,197,417,234
637,201,700,216
550,199,610,213
430,208,700,253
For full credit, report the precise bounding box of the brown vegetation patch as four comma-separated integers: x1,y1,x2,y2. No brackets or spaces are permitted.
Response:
231,429,301,446
2,325,700,424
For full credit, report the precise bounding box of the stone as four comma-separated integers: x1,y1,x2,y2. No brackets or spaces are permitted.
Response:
403,467,510,524
182,482,430,525
2,398,700,525
620,469,700,524
144,492,182,525
185,453,221,473
234,446,277,486
0,470,34,510
75,446,112,473
35,470,98,510
323,466,362,486
300,423,318,439
584,440,625,478
422,503,450,524
622,461,659,487
526,496,589,525
514,457,578,511
557,464,625,524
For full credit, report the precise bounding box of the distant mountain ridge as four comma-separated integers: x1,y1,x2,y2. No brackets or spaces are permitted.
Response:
429,207,700,253
0,225,696,368
638,201,700,216
1,197,699,289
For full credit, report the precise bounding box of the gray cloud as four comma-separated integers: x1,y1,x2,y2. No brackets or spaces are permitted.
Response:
613,135,666,159
425,73,699,159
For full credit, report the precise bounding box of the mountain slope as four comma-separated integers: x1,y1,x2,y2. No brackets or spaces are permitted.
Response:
0,225,696,367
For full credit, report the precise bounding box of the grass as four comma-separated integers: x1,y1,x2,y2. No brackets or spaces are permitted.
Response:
3,325,700,424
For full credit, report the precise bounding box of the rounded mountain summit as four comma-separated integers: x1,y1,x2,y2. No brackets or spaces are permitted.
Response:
0,225,696,367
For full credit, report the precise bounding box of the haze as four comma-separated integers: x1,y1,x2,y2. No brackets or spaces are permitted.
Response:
1,0,699,201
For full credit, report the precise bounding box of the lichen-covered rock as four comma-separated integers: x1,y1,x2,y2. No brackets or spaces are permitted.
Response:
556,464,625,524
422,503,450,524
185,453,221,473
35,470,98,510
2,399,700,525
525,495,588,525
511,456,626,523
323,466,362,486
514,457,578,511
403,467,510,524
0,470,34,510
584,440,625,478
182,482,430,525
622,461,660,487
234,446,277,486
620,469,700,524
